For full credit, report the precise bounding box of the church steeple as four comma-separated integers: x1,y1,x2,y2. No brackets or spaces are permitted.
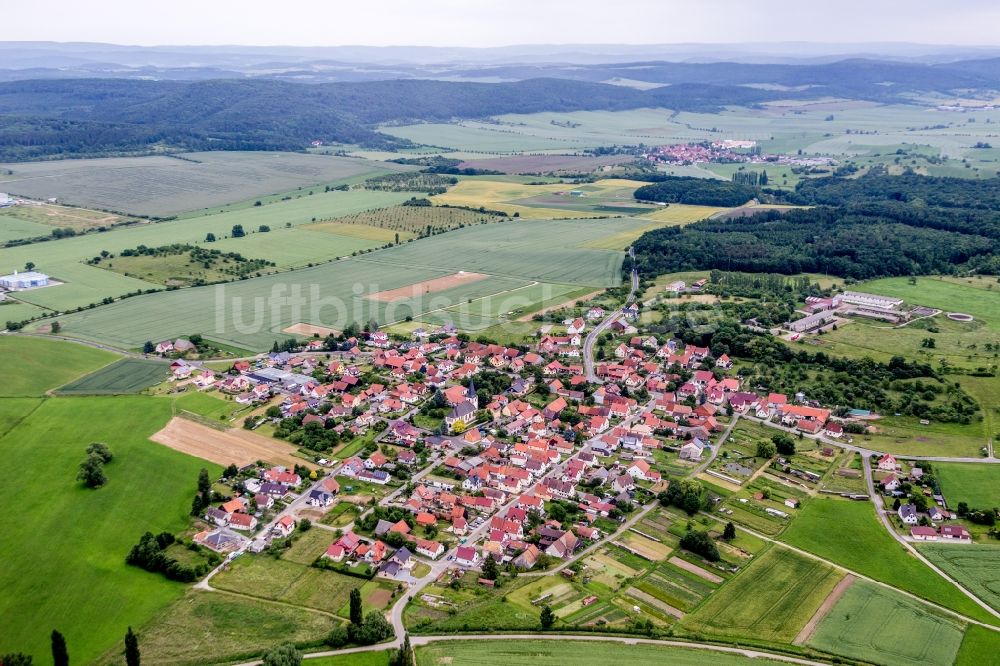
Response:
467,378,478,409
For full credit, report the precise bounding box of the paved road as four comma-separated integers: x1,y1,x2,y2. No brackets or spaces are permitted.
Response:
861,453,1000,622
232,632,832,666
583,264,638,382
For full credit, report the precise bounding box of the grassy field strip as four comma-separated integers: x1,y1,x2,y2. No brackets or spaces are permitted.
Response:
934,462,1000,508
107,590,339,666
0,335,120,396
721,505,1000,629
680,547,843,643
919,545,1000,614
793,574,856,645
54,358,168,394
807,581,966,666
407,636,826,666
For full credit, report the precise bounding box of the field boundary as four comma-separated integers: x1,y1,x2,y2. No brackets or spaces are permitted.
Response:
793,574,856,645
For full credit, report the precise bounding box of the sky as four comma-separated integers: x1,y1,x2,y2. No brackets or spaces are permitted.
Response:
2,0,999,47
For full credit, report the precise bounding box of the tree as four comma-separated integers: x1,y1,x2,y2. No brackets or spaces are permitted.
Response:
124,627,140,666
391,634,413,666
481,554,499,580
680,530,720,562
50,321,61,334
224,463,239,478
722,522,737,541
261,643,301,666
771,433,795,456
351,611,393,645
197,468,212,507
86,442,113,463
756,439,777,459
0,654,33,666
142,341,155,354
205,233,216,242
349,587,363,626
540,604,555,629
77,454,107,488
231,224,246,238
51,630,69,666
25,261,35,271
258,225,271,233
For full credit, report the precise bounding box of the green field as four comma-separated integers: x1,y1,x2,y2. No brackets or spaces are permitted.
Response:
0,335,118,396
919,545,1000,613
0,395,219,664
0,212,54,242
681,547,842,642
0,151,407,217
55,358,169,394
955,625,1000,666
807,581,966,666
781,498,998,625
860,276,1000,332
211,553,385,618
309,652,390,666
935,462,1000,508
413,639,788,666
105,590,338,666
0,187,420,314
48,217,628,350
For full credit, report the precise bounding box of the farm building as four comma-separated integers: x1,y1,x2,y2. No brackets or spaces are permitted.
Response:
787,310,836,333
0,270,50,291
839,291,903,311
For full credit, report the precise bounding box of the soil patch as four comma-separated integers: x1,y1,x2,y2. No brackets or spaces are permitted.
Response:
150,416,313,469
367,271,488,303
668,556,723,583
283,322,341,337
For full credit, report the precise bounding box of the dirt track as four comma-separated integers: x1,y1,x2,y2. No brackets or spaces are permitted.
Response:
793,574,856,645
367,271,488,302
150,417,312,469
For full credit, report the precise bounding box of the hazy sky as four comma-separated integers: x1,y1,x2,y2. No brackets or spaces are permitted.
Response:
3,0,999,47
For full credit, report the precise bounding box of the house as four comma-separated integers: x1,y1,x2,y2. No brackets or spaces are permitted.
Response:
193,527,246,553
877,454,897,471
939,524,971,541
545,530,579,558
910,526,939,541
513,544,540,570
228,512,258,531
897,504,919,525
715,354,733,369
566,318,586,335
273,515,296,537
679,440,705,462
881,474,900,492
824,422,844,438
308,489,334,507
455,546,480,568
414,538,445,559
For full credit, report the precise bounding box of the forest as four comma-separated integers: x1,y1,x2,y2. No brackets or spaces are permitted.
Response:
631,202,1000,279
0,78,776,161
785,170,1000,214
633,176,758,207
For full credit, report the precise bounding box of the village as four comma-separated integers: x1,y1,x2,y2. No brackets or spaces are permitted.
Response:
148,272,982,647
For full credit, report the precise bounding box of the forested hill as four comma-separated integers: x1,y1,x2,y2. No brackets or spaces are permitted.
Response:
631,201,1000,280
0,78,776,161
785,171,1000,211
